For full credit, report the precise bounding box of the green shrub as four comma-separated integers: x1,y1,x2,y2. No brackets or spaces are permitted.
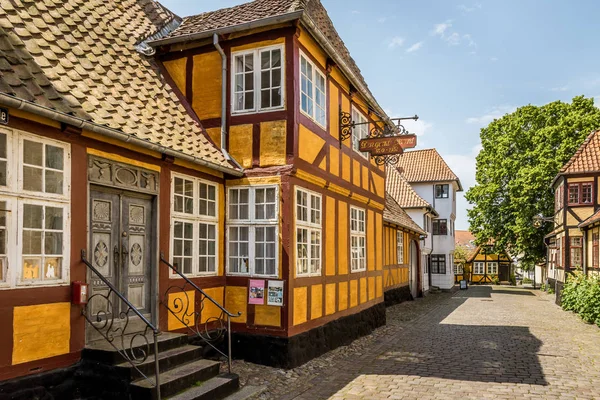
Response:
509,273,516,286
561,272,600,327
540,283,547,291
523,277,533,284
491,275,500,285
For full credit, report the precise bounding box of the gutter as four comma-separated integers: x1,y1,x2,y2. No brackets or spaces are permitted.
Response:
0,94,244,177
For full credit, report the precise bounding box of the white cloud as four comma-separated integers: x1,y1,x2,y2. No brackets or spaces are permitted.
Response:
406,41,423,53
431,21,475,48
431,20,453,37
401,118,433,138
466,105,516,126
388,36,405,49
550,86,569,92
351,10,360,14
458,3,482,13
463,34,476,47
446,32,461,46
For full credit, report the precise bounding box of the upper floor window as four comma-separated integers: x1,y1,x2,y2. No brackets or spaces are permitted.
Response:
351,107,369,158
396,231,404,264
435,184,449,198
300,53,326,127
227,186,279,277
232,46,284,114
432,219,448,235
568,182,593,206
350,207,366,272
295,188,322,277
171,174,218,277
554,184,564,211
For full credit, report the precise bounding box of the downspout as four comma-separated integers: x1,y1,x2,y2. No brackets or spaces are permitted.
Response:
213,33,243,169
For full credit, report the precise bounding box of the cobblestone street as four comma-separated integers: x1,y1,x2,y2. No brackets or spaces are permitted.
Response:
232,286,600,399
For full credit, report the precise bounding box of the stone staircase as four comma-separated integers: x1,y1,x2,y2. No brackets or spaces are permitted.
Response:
83,332,240,400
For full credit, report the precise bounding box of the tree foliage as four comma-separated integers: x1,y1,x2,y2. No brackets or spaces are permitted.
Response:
466,96,600,269
453,245,470,264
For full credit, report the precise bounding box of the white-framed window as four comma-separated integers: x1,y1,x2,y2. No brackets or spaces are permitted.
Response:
350,206,366,272
474,262,485,274
300,52,326,127
487,262,498,275
454,263,463,275
0,127,71,289
295,187,322,277
232,45,285,114
227,186,279,277
171,174,219,277
351,106,369,158
396,231,404,264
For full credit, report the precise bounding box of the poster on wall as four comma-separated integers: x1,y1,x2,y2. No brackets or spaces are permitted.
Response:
248,279,265,305
267,280,284,306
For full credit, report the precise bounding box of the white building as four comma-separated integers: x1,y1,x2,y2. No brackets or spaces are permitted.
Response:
395,149,463,290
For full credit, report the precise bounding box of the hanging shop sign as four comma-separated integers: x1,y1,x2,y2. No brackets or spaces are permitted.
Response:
0,108,8,125
359,134,417,156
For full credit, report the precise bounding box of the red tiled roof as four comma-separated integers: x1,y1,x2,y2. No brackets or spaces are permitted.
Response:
386,166,432,209
383,194,426,236
395,149,462,190
560,130,600,175
455,230,476,247
579,208,600,228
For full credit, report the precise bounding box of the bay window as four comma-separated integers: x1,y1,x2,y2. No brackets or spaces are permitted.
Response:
227,186,278,277
432,219,448,235
300,52,326,127
350,207,366,272
232,45,284,113
0,128,70,288
295,188,322,277
171,174,218,276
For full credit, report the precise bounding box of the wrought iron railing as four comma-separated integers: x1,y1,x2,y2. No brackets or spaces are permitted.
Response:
81,250,161,400
159,252,241,373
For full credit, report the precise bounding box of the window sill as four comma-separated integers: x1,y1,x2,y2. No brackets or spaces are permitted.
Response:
296,273,322,278
231,107,285,116
169,273,218,279
299,109,326,130
13,280,70,289
350,269,367,273
226,272,279,279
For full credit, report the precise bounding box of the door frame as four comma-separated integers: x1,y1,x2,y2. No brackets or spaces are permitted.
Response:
409,239,421,298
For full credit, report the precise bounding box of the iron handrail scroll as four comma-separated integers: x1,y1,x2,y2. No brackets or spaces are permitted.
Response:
160,252,242,373
81,250,161,400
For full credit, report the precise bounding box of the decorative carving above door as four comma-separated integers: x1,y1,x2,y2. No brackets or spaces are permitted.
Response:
88,156,159,194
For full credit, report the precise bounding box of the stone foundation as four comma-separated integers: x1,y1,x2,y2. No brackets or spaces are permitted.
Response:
384,285,412,307
232,302,386,369
0,364,78,400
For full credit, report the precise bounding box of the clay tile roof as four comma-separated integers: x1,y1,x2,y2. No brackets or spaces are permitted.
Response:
386,166,432,209
560,130,600,175
455,230,476,247
383,194,426,236
395,149,463,190
0,0,234,170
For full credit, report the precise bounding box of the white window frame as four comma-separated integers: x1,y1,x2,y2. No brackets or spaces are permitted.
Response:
454,263,463,275
350,206,366,272
351,106,369,159
0,127,71,289
487,262,498,275
231,45,285,115
474,262,485,275
396,231,404,265
226,185,279,278
295,187,322,277
170,173,219,278
299,51,327,128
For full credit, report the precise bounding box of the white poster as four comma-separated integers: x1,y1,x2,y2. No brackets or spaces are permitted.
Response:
267,280,284,306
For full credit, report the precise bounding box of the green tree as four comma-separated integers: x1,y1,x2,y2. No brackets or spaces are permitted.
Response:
466,96,600,270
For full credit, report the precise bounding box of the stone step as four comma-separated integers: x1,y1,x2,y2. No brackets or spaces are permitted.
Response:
130,359,221,400
167,373,240,400
115,344,205,380
222,384,266,400
83,332,188,365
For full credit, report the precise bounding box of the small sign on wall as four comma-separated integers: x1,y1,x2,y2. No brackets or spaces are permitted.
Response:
0,108,8,125
267,280,284,306
249,279,265,305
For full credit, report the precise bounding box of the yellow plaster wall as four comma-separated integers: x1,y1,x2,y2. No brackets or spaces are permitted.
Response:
367,210,375,271
325,283,336,315
229,124,253,168
298,124,325,164
232,38,285,52
329,145,340,177
310,284,323,320
341,96,351,148
362,166,369,191
225,286,248,324
375,213,383,270
163,58,186,96
338,201,349,275
368,276,375,301
293,286,308,326
192,52,222,120
338,281,348,311
201,287,224,324
329,82,339,139
572,207,594,223
352,159,361,187
376,275,383,297
342,153,351,182
260,120,287,166
350,280,358,307
325,196,336,276
567,177,594,183
298,28,327,68
330,67,350,93
12,303,70,365
168,290,195,331
254,305,281,327
206,127,221,148
360,277,367,304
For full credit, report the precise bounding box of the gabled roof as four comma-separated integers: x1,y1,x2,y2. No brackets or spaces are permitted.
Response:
383,194,426,236
150,0,391,128
386,166,434,211
560,129,600,175
395,149,463,191
0,0,237,173
455,230,476,248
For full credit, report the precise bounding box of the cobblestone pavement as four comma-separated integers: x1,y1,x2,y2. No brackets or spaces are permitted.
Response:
231,286,600,399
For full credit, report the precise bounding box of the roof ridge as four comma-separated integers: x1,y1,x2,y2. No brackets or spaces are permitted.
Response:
559,129,600,174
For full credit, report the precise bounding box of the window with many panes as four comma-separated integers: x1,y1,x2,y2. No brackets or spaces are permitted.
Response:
351,107,369,158
454,263,463,274
396,231,404,264
295,188,322,277
568,182,593,205
593,233,599,268
350,207,366,272
232,46,284,114
431,254,446,274
435,184,449,198
171,175,218,276
432,219,448,235
300,53,326,127
227,186,278,277
570,236,582,268
0,128,70,288
473,262,485,274
487,262,498,275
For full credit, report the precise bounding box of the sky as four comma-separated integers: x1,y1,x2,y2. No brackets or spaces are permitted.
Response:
160,0,600,230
